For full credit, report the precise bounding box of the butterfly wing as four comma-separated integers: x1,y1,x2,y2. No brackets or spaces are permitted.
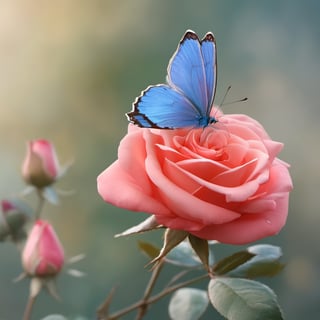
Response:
201,32,217,117
168,30,217,118
127,84,200,128
127,30,217,129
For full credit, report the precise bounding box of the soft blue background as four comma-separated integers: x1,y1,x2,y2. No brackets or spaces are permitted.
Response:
0,1,319,319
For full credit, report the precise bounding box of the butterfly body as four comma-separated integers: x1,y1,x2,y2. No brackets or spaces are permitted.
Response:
127,30,217,129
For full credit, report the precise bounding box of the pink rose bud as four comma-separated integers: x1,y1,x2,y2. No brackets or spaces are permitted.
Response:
22,220,64,277
1,200,16,213
22,139,60,188
0,199,29,241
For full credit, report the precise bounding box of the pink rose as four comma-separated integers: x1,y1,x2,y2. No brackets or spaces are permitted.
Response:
97,110,292,244
0,199,29,240
22,139,60,188
22,220,64,276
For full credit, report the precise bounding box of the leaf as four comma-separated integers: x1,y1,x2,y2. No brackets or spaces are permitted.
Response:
149,229,188,266
169,288,209,320
138,241,160,259
208,278,284,320
165,241,204,268
41,315,67,320
228,244,284,278
213,251,255,275
115,215,162,238
166,240,215,268
188,235,209,272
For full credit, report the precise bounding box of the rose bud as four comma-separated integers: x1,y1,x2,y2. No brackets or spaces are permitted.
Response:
0,199,30,241
22,220,64,277
22,139,61,189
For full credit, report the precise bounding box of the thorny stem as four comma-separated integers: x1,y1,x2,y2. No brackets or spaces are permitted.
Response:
103,272,209,320
23,295,36,320
135,260,164,320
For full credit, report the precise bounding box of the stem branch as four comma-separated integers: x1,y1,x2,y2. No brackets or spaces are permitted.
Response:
105,272,208,320
23,295,36,320
135,260,164,320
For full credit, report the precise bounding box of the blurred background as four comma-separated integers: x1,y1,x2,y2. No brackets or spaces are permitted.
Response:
0,0,319,319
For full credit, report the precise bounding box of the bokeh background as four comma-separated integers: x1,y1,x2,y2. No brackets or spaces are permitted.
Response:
0,0,319,319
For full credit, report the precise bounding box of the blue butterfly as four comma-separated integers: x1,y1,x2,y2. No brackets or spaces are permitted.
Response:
127,30,218,129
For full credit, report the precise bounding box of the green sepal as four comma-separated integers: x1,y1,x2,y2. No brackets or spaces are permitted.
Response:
115,215,162,238
188,235,209,272
148,229,188,266
42,186,59,205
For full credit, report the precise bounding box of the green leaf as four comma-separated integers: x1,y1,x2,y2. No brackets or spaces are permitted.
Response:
213,251,255,275
165,241,203,268
165,240,215,268
169,288,209,320
228,245,284,278
138,240,160,259
41,316,67,320
208,278,284,320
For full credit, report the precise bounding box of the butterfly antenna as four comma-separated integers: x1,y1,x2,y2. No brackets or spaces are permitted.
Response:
222,97,248,106
212,85,232,120
221,85,248,106
220,85,232,106
213,86,247,121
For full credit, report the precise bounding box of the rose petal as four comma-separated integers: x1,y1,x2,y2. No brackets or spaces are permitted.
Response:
190,193,290,244
165,158,267,202
97,161,170,215
145,144,240,224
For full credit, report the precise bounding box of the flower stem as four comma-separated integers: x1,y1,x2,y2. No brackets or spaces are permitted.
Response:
23,295,36,320
135,260,164,320
35,189,45,220
104,271,208,320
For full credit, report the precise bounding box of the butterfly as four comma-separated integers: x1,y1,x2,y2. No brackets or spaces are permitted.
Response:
126,30,218,129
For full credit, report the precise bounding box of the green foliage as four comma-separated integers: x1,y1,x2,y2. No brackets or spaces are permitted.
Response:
165,239,215,268
227,245,284,278
41,315,67,320
213,251,255,275
165,241,205,268
208,278,284,320
168,288,209,320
